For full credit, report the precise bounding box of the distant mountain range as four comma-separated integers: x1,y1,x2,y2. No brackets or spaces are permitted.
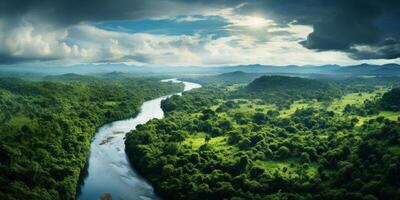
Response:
1,63,400,77
334,63,400,75
219,63,400,76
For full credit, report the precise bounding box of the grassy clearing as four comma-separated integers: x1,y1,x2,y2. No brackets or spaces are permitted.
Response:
328,93,375,113
233,100,276,114
280,101,309,117
357,111,399,126
324,88,399,125
211,98,277,118
226,84,245,92
103,101,117,106
221,88,399,126
379,111,400,120
5,114,32,128
254,160,318,179
183,133,232,151
328,88,387,113
279,100,325,118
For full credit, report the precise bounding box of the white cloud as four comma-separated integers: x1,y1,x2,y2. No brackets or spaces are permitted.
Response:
0,21,363,66
0,21,89,62
0,5,397,66
174,16,207,23
67,25,205,65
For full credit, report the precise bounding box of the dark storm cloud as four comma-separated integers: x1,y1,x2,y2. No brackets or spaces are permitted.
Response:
349,38,400,60
187,0,400,60
246,0,400,60
0,0,197,27
0,53,57,64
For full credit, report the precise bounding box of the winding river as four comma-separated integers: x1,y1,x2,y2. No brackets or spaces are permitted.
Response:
78,79,201,200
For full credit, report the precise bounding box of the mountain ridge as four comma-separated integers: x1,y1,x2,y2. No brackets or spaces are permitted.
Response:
1,63,400,76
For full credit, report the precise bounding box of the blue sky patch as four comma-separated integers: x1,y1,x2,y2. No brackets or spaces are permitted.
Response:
95,15,230,38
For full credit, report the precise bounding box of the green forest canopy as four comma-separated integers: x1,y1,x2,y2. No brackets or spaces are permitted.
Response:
0,75,183,200
126,76,400,200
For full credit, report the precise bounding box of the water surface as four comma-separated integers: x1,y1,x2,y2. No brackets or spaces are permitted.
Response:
78,79,201,200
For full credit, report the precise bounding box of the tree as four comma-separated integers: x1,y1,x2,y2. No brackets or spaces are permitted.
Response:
228,131,242,144
253,113,266,124
205,135,211,143
236,155,251,172
300,152,310,163
276,146,290,159
162,164,175,176
250,166,265,178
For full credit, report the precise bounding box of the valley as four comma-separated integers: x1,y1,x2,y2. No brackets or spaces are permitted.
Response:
0,72,399,200
1,1,400,199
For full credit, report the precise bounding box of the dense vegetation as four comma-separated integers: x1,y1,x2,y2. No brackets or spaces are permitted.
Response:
0,75,183,200
380,88,400,111
231,76,341,109
126,76,400,200
183,71,266,84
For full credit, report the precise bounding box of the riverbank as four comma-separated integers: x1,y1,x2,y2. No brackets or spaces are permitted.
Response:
77,79,201,200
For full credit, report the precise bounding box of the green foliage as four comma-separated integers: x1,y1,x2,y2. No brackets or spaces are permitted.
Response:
0,75,183,200
231,76,341,108
183,71,265,84
246,76,331,92
161,85,226,113
380,88,400,111
125,76,400,200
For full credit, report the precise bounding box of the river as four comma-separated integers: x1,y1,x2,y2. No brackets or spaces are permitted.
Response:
77,79,201,200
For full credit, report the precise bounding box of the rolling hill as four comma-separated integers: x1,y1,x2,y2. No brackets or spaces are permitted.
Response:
232,76,341,104
245,75,332,92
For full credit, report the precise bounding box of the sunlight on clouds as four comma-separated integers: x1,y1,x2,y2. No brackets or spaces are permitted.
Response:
0,1,399,65
68,25,204,65
201,32,354,66
174,16,207,23
0,21,356,66
212,6,275,32
0,4,383,66
232,15,272,29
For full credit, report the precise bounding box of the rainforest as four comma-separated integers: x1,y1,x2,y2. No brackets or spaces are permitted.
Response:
125,75,400,200
1,0,400,200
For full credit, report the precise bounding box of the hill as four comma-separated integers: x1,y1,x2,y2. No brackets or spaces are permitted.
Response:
2,63,400,78
215,71,263,82
232,76,341,106
228,64,400,76
246,75,332,92
184,71,266,84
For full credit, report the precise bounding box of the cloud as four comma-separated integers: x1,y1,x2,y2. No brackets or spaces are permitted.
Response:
349,38,400,60
64,25,205,65
0,19,357,66
186,0,400,60
71,24,356,66
174,16,208,23
0,0,399,64
239,0,400,60
0,0,216,27
0,0,219,64
0,20,89,63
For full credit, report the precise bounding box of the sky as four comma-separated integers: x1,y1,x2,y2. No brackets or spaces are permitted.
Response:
0,0,400,67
